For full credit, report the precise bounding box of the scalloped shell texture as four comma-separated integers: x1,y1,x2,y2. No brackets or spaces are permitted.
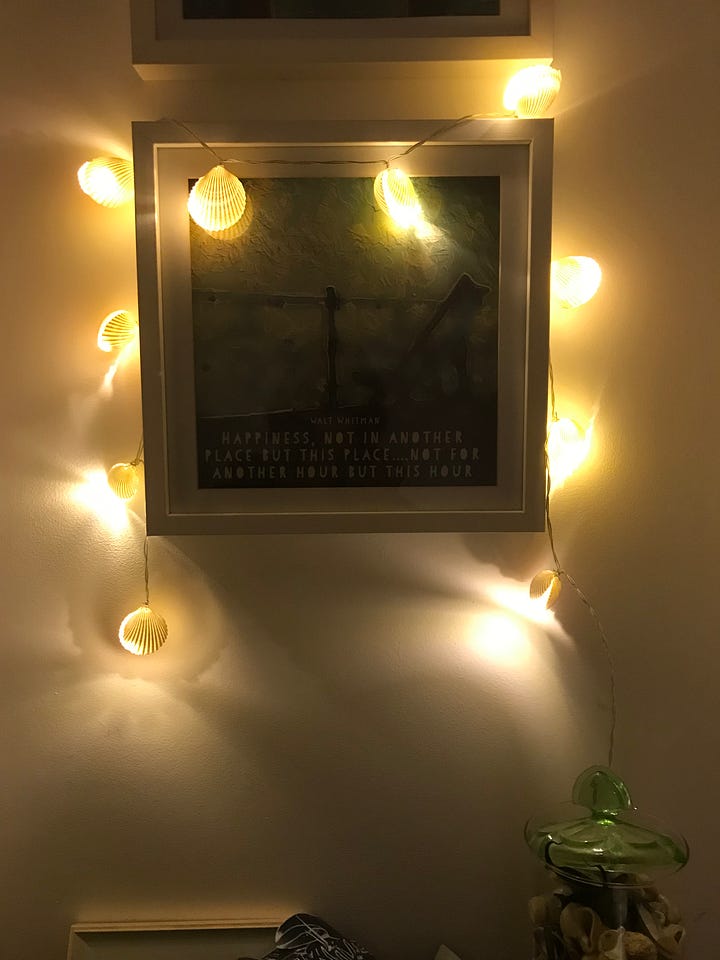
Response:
373,169,423,229
188,164,247,232
118,605,168,656
551,256,603,308
503,65,562,118
97,309,138,352
77,156,134,207
529,569,562,608
107,461,141,501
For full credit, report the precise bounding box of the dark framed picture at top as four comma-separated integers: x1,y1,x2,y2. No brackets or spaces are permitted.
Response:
132,119,552,534
129,0,553,75
182,1,501,17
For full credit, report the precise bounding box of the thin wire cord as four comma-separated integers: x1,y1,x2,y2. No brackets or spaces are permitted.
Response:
132,434,144,465
548,350,558,422
166,114,617,763
166,118,386,168
169,119,226,165
143,536,150,607
387,113,509,162
165,114,512,171
546,360,617,769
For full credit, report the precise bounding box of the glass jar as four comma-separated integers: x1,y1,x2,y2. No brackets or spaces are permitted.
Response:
526,767,688,960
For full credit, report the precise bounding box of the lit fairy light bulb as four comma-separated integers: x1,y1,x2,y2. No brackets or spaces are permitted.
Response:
551,256,602,308
547,417,591,488
529,569,562,609
72,469,130,535
77,157,134,207
106,461,141,501
118,605,168,656
97,309,138,352
373,169,424,230
188,165,247,233
504,64,562,118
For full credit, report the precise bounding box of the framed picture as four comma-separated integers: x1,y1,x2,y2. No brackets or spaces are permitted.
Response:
130,0,554,77
67,920,279,960
133,118,552,535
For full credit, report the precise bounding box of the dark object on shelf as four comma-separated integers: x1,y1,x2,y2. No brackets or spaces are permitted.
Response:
239,914,376,960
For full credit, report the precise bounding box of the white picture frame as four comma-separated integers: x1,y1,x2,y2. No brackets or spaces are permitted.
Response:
67,920,279,960
132,118,552,535
130,0,554,78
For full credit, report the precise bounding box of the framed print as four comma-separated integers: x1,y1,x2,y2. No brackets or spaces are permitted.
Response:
182,1,504,17
67,920,279,960
132,118,552,534
130,0,553,77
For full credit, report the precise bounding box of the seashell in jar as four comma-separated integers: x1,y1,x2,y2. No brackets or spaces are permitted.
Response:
560,903,606,955
596,927,625,960
638,904,663,942
635,876,661,903
529,894,562,927
532,926,549,960
638,903,685,955
529,896,548,926
657,895,683,926
656,924,685,959
622,931,658,960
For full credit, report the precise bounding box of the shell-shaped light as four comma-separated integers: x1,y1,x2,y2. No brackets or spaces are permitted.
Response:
188,165,247,233
374,169,423,230
551,256,602,308
503,65,562,118
107,461,141,501
529,569,562,609
77,157,134,207
547,417,591,488
118,605,168,656
97,309,138,352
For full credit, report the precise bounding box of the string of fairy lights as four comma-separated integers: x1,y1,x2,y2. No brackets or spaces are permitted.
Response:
78,65,609,697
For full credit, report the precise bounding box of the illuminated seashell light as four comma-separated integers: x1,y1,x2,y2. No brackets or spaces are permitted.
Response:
97,309,138,352
529,569,562,609
547,417,591,488
118,605,168,656
106,461,141,501
77,157,134,207
373,169,423,230
188,164,247,233
504,65,562,118
551,256,602,308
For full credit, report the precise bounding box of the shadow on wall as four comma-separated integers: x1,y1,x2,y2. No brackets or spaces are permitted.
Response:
0,518,591,958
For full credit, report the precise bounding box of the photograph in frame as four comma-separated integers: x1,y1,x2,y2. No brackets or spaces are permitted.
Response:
190,174,500,492
132,119,552,534
130,0,552,76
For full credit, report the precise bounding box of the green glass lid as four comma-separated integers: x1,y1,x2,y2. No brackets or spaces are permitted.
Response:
525,766,689,886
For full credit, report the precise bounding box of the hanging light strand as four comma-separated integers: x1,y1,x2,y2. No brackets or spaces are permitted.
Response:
386,113,493,163
118,534,168,656
548,353,558,425
166,63,559,173
166,113,509,172
544,356,617,769
106,435,144,501
143,534,150,606
133,434,145,467
170,114,513,234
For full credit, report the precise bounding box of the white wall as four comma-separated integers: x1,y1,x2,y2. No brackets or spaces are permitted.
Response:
1,1,718,957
